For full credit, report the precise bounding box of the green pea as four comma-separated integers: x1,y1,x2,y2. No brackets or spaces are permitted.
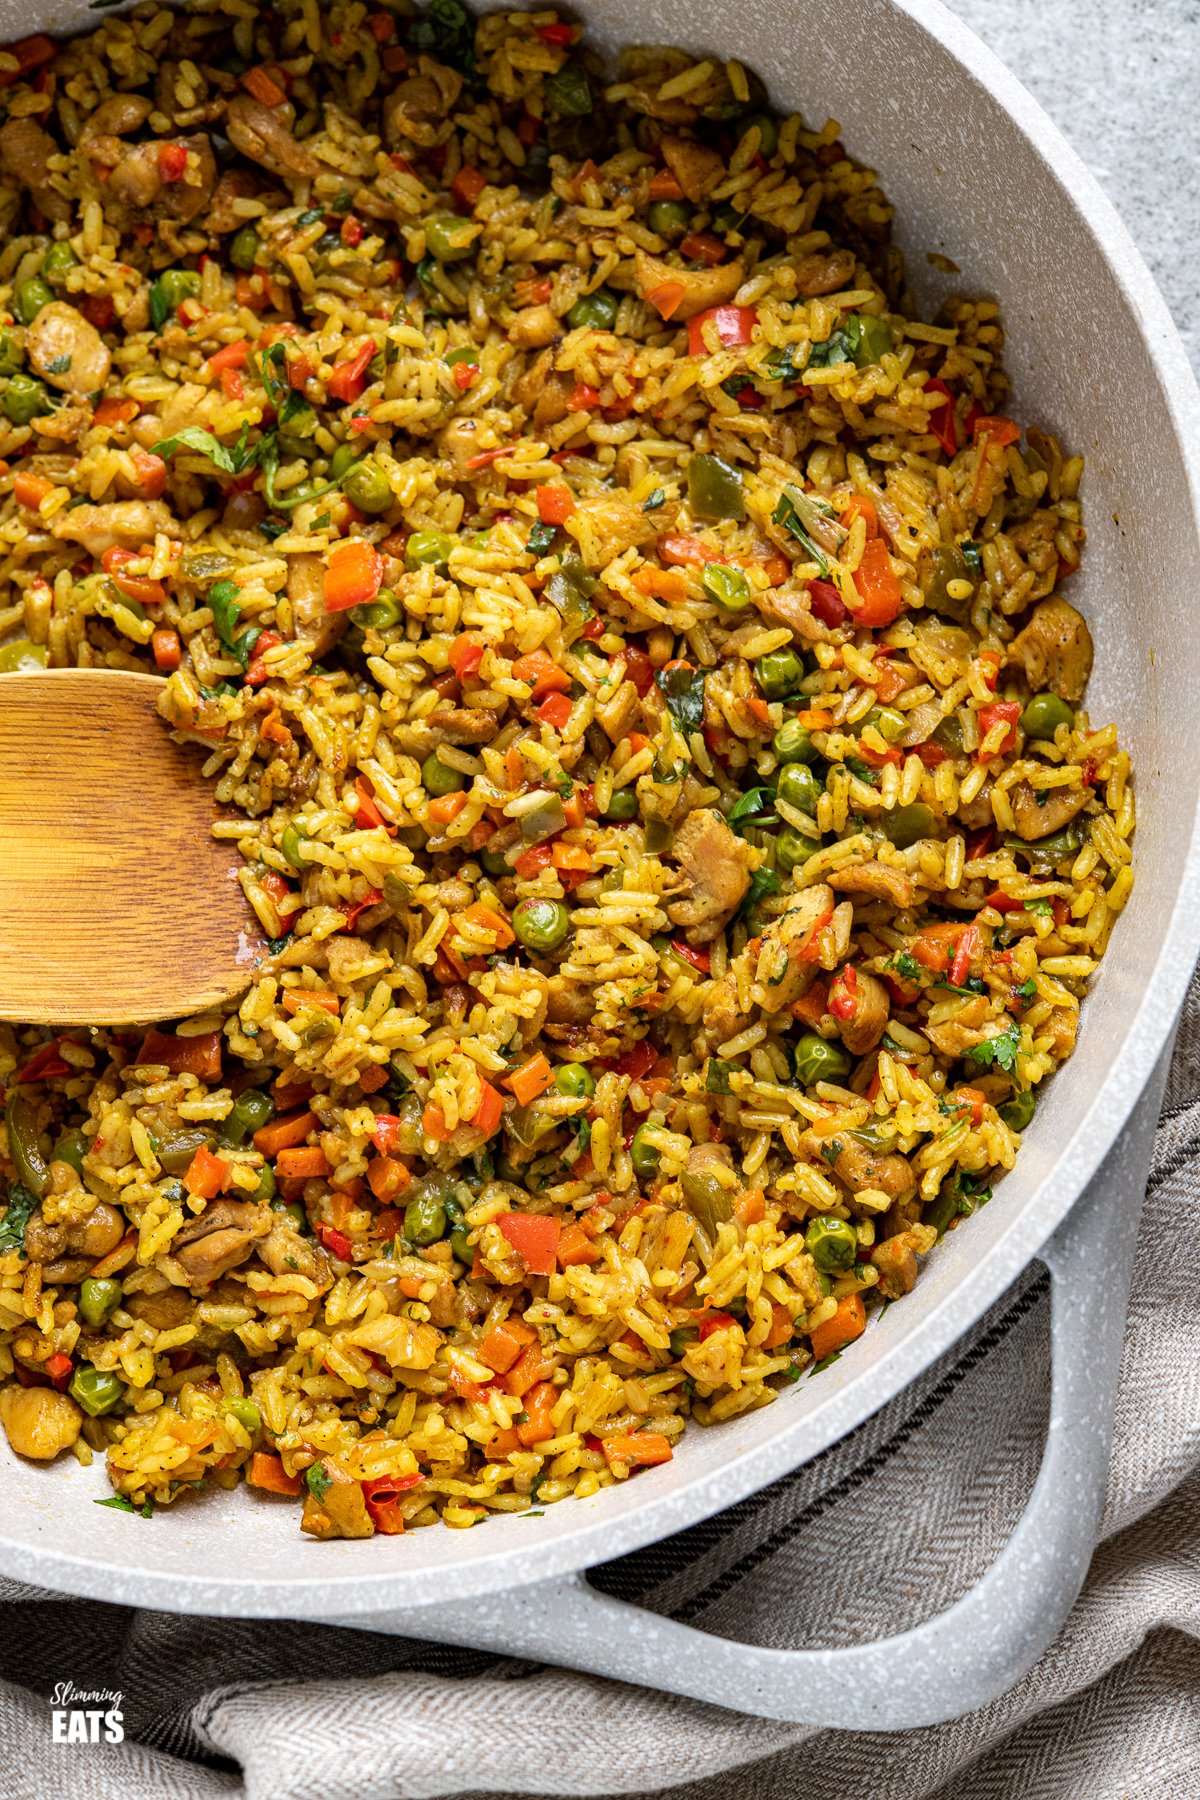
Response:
424,211,478,262
999,1088,1037,1131
69,1365,123,1417
50,1128,88,1174
13,278,54,323
0,637,49,672
687,453,746,521
157,268,200,314
805,1214,857,1274
1020,692,1074,741
513,896,571,953
777,826,819,874
777,762,820,817
421,751,465,797
629,1123,660,1181
774,719,817,765
882,803,935,849
845,312,894,367
555,1062,595,1100
566,288,618,330
601,786,639,821
3,374,49,424
793,1032,850,1086
329,442,360,481
405,530,454,573
78,1277,122,1328
350,587,403,630
225,1396,260,1432
40,241,79,287
0,330,24,376
755,649,804,700
740,112,778,156
343,458,392,515
220,1088,275,1147
271,1197,307,1231
480,847,510,876
648,199,691,236
281,823,311,870
404,1190,447,1246
701,563,751,611
229,225,261,271
864,705,906,743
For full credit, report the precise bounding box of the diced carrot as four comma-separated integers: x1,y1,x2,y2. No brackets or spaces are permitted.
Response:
471,1081,504,1138
658,533,708,567
276,1145,330,1180
840,493,878,538
647,168,684,201
551,841,592,874
136,1026,223,1082
247,1452,302,1496
324,539,383,612
497,1211,559,1275
679,232,726,266
457,901,514,949
184,1143,228,1200
281,988,340,1017
869,657,908,703
791,978,831,1025
93,396,138,427
631,565,688,603
506,1052,553,1107
427,792,468,827
601,1432,673,1469
502,1339,560,1397
13,472,53,509
354,773,397,836
253,1110,319,1156
449,633,484,677
535,484,575,525
132,451,168,501
517,1380,558,1446
556,1222,601,1266
422,1102,453,1142
207,337,250,375
735,1190,767,1228
367,1155,410,1201
562,790,586,829
371,1207,407,1239
451,163,487,209
151,627,181,671
953,1085,987,1128
479,1316,538,1375
908,922,967,975
511,647,571,699
972,413,1021,448
763,1302,795,1349
241,66,287,108
485,1426,521,1458
809,1292,867,1360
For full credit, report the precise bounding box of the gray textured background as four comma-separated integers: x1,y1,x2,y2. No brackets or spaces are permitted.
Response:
949,0,1199,363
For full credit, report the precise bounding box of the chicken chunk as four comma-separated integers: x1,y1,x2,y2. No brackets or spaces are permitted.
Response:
635,248,744,321
300,1456,375,1540
1007,780,1090,842
756,580,836,645
667,808,752,941
205,166,277,234
751,883,836,1014
829,862,917,909
566,492,658,572
171,1201,270,1286
226,95,321,181
923,994,990,1058
0,118,71,222
509,304,559,348
826,1133,916,1205
872,1231,922,1298
384,65,464,148
1008,597,1093,703
27,303,112,395
288,551,346,660
794,249,857,296
701,974,748,1050
52,499,173,556
833,967,890,1056
123,1285,192,1330
660,134,724,202
0,1385,82,1460
257,1222,331,1287
512,349,573,428
80,94,155,143
107,134,216,224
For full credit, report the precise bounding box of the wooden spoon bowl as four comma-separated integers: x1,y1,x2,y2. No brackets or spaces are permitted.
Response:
0,669,262,1026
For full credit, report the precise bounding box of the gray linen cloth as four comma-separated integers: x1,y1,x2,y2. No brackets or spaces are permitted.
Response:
4,3,1200,1794
1,970,1198,1798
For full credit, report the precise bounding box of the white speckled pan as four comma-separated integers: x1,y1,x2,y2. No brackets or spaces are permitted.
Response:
1,0,1198,1731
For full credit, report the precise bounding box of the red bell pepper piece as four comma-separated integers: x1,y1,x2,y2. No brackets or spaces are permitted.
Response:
925,377,957,455
686,305,757,356
497,1212,560,1275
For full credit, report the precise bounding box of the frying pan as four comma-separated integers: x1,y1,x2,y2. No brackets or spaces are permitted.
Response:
2,0,1198,1732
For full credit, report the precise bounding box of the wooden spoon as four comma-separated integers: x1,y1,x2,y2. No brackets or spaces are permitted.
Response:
0,669,264,1026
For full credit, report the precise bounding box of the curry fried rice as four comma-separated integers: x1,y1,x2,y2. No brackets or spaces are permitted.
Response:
0,0,1133,1538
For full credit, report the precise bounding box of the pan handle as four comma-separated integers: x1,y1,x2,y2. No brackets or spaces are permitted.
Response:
326,1059,1164,1730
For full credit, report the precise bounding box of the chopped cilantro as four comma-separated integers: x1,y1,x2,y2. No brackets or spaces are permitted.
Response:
809,1348,844,1375
727,785,777,833
655,665,706,737
805,327,855,369
889,950,921,984
305,1463,332,1501
967,1019,1022,1074
642,488,666,511
1013,977,1037,1007
527,520,557,555
771,484,832,577
960,540,983,575
738,865,782,919
0,1185,38,1255
705,1058,736,1094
